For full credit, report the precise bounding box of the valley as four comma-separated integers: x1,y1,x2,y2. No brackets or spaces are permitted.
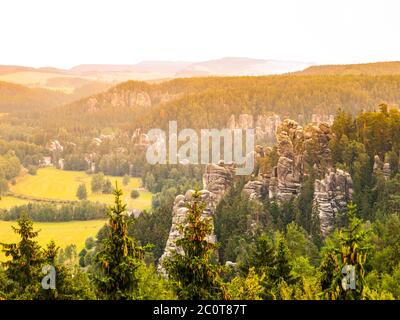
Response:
1,60,400,300
5,167,152,210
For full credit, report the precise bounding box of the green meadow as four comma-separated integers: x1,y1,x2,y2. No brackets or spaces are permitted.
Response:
1,167,152,210
0,219,106,260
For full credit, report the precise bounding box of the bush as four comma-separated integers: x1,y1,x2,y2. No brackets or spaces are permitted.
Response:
27,165,37,175
91,173,104,193
122,174,130,186
102,179,113,194
76,184,87,200
130,190,140,199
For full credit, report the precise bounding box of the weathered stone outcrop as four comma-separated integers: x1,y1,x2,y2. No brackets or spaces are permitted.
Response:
83,87,181,112
313,169,353,236
202,163,235,210
243,179,267,200
158,163,234,273
310,113,335,125
227,113,281,144
269,119,334,202
269,119,304,201
373,155,391,179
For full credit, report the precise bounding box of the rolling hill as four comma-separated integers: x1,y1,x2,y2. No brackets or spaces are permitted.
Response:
296,61,400,75
0,80,70,112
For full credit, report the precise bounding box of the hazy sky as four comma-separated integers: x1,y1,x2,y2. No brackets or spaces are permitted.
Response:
1,0,399,68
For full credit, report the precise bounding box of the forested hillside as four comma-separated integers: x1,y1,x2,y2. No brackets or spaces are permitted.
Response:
0,81,70,112
36,74,400,136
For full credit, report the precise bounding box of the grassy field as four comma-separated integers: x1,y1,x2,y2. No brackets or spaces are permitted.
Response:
2,167,152,210
0,196,30,209
0,220,106,260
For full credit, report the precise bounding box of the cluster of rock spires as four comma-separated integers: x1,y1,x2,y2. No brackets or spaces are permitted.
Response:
313,169,353,235
227,113,334,145
159,117,357,272
244,119,353,235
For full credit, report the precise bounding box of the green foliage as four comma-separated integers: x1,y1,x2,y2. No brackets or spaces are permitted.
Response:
226,268,264,300
27,165,38,175
130,189,140,199
0,216,44,296
102,179,113,194
321,202,371,300
135,264,176,299
122,174,130,186
0,201,107,222
163,189,226,300
91,173,105,193
92,184,145,300
0,216,94,299
76,183,87,200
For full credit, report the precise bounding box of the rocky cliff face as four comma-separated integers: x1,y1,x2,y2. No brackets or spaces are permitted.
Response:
227,114,281,144
240,119,353,235
313,169,353,235
267,119,334,201
83,87,181,112
158,163,234,273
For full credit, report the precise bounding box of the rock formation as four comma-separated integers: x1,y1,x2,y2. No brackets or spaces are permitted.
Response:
373,155,391,179
313,169,353,236
268,119,334,202
268,119,304,201
158,162,234,273
159,118,356,270
247,119,353,235
227,113,281,144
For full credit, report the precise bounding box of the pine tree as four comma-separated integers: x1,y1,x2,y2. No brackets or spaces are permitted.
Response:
321,202,371,300
41,240,95,300
163,189,226,300
240,233,276,300
1,216,44,285
319,248,340,299
92,183,145,300
0,215,44,298
271,235,294,285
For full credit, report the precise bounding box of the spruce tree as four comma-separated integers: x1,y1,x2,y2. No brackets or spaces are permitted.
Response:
1,216,44,287
321,202,371,300
163,189,225,300
319,248,340,299
271,235,295,286
92,184,145,300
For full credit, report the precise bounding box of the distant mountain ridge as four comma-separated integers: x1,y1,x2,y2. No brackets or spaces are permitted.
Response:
0,57,313,80
296,61,400,75
176,57,313,76
69,58,313,77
